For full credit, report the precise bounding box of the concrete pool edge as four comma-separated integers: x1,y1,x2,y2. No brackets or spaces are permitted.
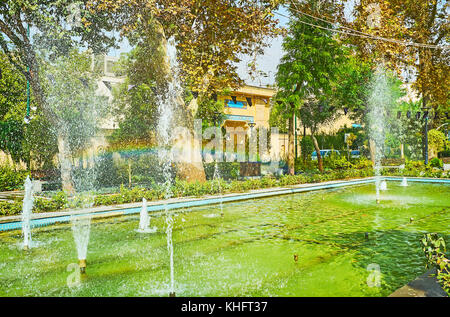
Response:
389,269,449,297
1,176,449,232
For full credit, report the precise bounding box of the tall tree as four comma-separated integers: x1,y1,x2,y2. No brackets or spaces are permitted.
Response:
344,0,449,121
91,0,282,181
0,51,57,169
0,1,116,115
43,50,108,193
298,99,340,172
274,0,346,173
0,0,117,191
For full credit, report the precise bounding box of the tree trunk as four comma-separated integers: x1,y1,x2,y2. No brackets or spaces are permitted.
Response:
288,114,295,175
400,143,404,159
312,133,323,173
57,134,75,195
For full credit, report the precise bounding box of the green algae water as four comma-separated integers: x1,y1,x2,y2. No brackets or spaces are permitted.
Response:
0,181,449,297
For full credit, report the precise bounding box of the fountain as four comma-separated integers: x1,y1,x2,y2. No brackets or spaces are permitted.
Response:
21,176,34,250
71,214,92,274
214,162,224,217
204,162,224,218
400,177,408,187
156,36,180,297
137,198,157,233
368,67,393,204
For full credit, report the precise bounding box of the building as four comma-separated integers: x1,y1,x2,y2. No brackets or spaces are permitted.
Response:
219,85,357,159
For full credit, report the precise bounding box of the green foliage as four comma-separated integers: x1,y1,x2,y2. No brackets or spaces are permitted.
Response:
0,164,28,191
0,51,57,169
109,46,161,146
195,97,226,129
421,233,450,295
34,191,68,213
300,136,314,160
430,158,443,169
428,129,449,157
0,201,21,216
43,50,108,153
323,155,352,170
203,162,240,181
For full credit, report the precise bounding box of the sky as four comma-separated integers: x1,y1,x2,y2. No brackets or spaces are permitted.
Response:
235,1,357,87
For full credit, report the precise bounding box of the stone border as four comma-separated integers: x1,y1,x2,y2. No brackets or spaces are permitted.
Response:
389,269,448,297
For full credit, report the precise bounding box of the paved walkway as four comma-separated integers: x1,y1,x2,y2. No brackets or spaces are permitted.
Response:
389,269,448,297
0,190,24,203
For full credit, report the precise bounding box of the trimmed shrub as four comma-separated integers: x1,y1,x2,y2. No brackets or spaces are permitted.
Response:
0,165,28,191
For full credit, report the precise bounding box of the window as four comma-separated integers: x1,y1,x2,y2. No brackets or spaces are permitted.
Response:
225,99,247,109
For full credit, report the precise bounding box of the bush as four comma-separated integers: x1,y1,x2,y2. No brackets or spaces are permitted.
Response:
0,165,28,191
323,155,353,170
421,233,450,295
0,201,21,216
204,162,240,180
430,158,443,169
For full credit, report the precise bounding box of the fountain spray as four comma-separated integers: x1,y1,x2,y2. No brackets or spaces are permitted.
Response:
400,177,408,187
214,162,224,217
137,198,157,233
21,176,34,250
368,67,393,204
71,215,92,274
157,36,180,297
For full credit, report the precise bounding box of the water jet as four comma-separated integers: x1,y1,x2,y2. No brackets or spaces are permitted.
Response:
400,177,408,187
21,176,34,250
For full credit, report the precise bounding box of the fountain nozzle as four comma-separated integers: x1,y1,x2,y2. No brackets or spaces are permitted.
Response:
376,199,380,204
169,292,176,297
294,254,298,262
79,259,87,274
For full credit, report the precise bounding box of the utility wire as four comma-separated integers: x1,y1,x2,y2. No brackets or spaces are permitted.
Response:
275,3,450,50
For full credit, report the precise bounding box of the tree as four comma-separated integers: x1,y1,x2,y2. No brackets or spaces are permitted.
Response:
42,50,108,194
91,0,282,182
0,1,116,116
109,46,161,147
0,51,57,169
299,99,340,172
0,51,28,164
428,129,449,159
92,0,282,92
1,1,118,191
274,0,346,174
344,0,449,122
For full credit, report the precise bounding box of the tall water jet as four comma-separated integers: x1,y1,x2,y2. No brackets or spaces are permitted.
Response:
157,36,180,297
214,162,224,217
204,163,224,218
137,198,157,233
21,176,34,250
367,67,393,204
400,177,408,187
71,215,92,274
